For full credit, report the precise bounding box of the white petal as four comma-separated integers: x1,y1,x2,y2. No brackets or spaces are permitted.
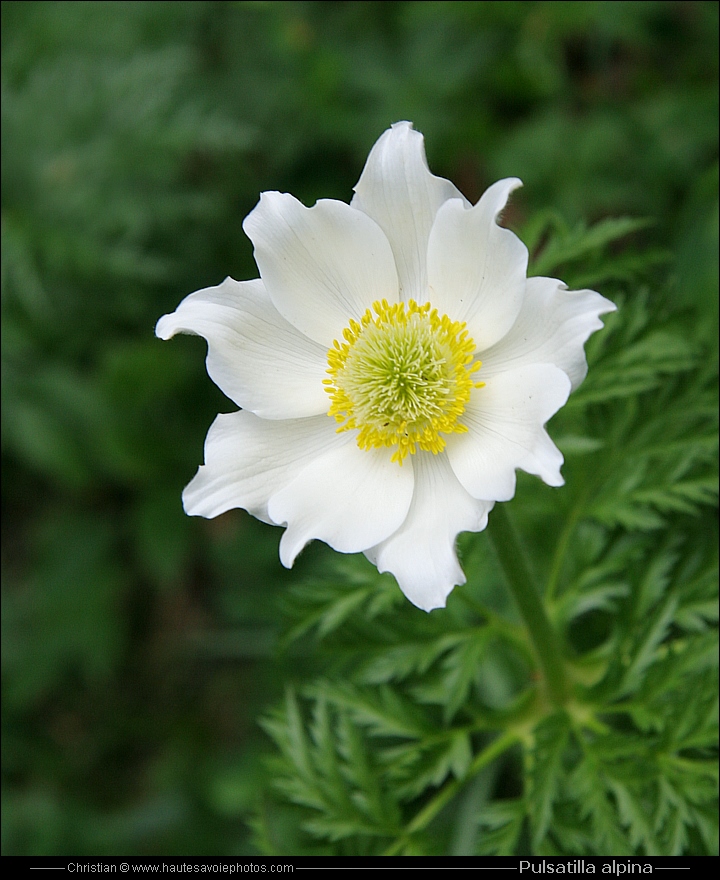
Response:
368,454,494,612
242,192,398,347
447,364,571,502
182,411,341,523
351,121,467,303
426,179,528,351
267,442,414,567
480,277,617,391
156,278,329,418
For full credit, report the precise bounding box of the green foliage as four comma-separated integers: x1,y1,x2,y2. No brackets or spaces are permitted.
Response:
2,0,717,858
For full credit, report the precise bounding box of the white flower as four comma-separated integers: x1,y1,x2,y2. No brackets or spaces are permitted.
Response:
156,122,615,612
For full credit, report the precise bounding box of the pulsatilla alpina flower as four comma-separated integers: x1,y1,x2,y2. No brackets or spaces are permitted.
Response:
156,122,615,611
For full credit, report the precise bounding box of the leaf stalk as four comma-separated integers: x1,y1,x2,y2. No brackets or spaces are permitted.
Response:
487,505,569,706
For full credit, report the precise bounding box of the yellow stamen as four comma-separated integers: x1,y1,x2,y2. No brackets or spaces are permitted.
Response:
324,299,484,464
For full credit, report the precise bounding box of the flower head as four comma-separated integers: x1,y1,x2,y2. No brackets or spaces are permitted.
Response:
156,122,615,611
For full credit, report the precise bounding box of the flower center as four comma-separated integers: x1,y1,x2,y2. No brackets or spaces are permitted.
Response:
324,299,484,464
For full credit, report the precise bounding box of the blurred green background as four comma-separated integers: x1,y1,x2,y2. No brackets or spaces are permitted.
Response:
2,0,717,856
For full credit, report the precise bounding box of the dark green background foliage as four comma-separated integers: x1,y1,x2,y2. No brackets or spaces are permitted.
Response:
2,0,717,856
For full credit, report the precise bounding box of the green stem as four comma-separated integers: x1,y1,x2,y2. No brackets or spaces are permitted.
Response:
383,730,519,855
487,505,568,706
